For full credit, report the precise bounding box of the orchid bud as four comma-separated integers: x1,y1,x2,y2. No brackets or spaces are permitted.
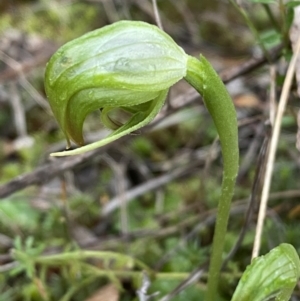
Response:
45,20,187,150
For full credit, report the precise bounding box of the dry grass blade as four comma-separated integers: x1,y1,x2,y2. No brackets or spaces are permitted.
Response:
151,0,163,30
252,34,300,259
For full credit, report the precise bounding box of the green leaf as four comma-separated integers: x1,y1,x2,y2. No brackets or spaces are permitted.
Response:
231,244,300,301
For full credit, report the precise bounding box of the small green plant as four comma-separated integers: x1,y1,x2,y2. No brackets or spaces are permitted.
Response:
44,20,300,300
44,20,238,300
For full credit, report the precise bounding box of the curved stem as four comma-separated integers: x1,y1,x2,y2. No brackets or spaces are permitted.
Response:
184,55,239,301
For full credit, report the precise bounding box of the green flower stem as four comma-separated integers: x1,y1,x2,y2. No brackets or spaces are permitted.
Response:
185,55,239,301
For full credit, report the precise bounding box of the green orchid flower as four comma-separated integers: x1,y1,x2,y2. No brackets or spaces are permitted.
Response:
45,21,187,152
45,20,239,301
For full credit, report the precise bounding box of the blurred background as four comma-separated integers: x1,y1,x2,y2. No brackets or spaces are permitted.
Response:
0,1,300,300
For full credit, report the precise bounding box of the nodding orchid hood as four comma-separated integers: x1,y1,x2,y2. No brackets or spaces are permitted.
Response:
45,21,187,148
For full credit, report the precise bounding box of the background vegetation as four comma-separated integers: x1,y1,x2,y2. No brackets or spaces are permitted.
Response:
0,0,300,300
